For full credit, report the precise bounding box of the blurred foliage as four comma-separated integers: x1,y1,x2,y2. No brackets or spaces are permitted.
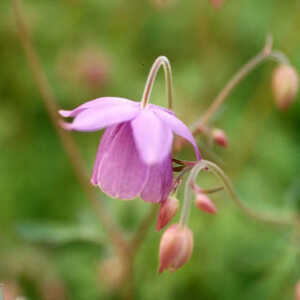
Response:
1,0,300,299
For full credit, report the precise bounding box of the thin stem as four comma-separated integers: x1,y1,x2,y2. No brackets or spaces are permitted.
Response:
141,56,173,110
12,0,127,253
202,160,298,227
199,186,224,194
179,161,206,225
191,36,290,131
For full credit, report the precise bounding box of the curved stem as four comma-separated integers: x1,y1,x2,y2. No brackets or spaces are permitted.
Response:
191,36,290,131
12,0,127,253
202,160,298,227
141,56,173,110
179,161,206,225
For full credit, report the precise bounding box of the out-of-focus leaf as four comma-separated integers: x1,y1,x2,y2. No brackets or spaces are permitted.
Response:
17,222,103,246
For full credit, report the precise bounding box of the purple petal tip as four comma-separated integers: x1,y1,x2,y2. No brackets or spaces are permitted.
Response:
59,110,72,117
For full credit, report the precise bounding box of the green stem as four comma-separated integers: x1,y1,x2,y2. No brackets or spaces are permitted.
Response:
12,0,128,254
141,56,173,110
202,160,298,227
179,161,206,225
191,36,290,131
180,159,298,227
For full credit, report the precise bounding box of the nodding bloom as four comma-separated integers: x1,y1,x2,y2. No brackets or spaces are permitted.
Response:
59,97,200,202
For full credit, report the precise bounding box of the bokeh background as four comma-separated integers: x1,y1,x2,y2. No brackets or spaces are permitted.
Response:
1,0,300,299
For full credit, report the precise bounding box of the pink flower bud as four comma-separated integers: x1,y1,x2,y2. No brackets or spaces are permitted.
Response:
195,193,217,214
156,196,179,231
158,224,193,273
296,281,300,300
77,49,109,89
212,129,228,148
272,64,299,110
210,0,224,9
2,282,21,300
98,257,126,290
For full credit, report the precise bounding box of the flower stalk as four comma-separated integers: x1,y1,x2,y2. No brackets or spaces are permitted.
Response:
12,0,127,254
141,56,174,110
191,35,291,131
183,159,299,227
179,161,207,226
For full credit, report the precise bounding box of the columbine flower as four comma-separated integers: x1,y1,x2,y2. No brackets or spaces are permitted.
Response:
59,97,200,202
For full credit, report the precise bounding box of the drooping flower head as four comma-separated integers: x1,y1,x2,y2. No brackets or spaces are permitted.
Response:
59,98,200,202
59,56,200,203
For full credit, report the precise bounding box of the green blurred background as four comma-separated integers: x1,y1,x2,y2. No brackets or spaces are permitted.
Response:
1,0,300,299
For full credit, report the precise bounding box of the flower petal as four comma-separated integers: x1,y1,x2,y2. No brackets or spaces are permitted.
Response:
59,97,137,118
97,122,149,199
131,109,173,165
153,109,201,160
91,125,121,186
62,104,140,132
140,155,173,203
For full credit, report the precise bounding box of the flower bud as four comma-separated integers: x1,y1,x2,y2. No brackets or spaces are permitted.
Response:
156,196,179,231
150,0,176,8
195,193,217,214
40,279,67,300
296,281,300,300
2,282,21,300
272,64,299,110
212,128,228,148
158,224,193,273
210,0,224,9
98,257,126,290
77,49,109,89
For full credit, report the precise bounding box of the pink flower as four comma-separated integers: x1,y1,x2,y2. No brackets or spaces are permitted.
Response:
158,223,193,273
59,97,200,202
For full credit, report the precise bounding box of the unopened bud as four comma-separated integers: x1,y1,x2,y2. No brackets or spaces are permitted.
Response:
158,224,193,273
156,196,179,231
98,257,126,290
272,64,298,110
212,129,228,148
150,0,176,8
2,282,21,300
40,279,67,300
296,281,300,300
77,49,109,89
195,193,217,214
210,0,224,9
